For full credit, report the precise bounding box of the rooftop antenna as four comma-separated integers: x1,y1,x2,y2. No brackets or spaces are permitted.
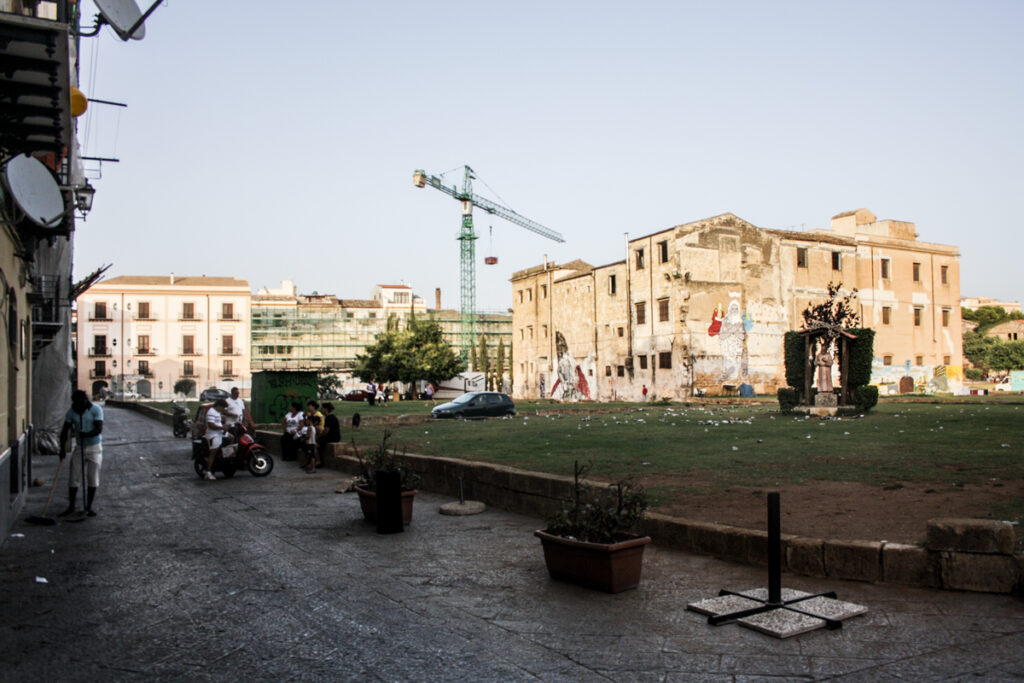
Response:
80,0,165,41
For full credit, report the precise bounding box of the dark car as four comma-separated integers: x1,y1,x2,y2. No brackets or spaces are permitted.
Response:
342,388,374,402
431,391,515,419
199,387,230,401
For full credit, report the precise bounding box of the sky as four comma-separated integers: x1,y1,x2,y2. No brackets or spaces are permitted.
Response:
72,0,1024,312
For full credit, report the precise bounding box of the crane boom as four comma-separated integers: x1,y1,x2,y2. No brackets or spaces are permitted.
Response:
413,166,563,365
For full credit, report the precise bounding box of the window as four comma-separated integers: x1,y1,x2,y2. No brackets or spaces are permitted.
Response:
942,309,950,327
94,302,107,320
883,355,893,366
542,325,548,338
183,360,195,376
137,301,150,319
93,334,107,355
617,327,624,337
943,355,951,365
915,355,924,366
635,248,645,270
528,326,533,339
880,258,890,280
605,366,612,376
221,302,234,320
138,335,150,354
393,292,410,304
138,360,150,375
368,312,376,319
913,262,921,282
658,352,672,369
182,335,195,354
222,335,233,354
94,360,106,377
797,248,807,268
609,274,617,295
223,359,234,376
617,365,625,377
882,307,891,325
657,298,670,322
913,307,922,326
518,290,524,303
832,252,841,270
527,288,532,302
182,302,195,320
540,284,547,298
638,355,648,370
519,329,524,340
658,240,669,264
635,301,646,325
941,265,949,284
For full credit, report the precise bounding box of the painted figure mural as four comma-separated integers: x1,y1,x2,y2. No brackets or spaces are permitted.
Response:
550,331,591,400
707,299,754,381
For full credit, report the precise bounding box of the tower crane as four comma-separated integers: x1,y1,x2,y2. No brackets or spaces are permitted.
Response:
413,165,564,364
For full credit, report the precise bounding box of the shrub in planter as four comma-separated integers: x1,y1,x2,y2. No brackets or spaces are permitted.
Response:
854,384,879,412
535,461,651,593
352,431,421,524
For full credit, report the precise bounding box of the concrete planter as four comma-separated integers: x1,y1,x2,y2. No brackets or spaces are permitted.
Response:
535,530,651,593
354,485,417,525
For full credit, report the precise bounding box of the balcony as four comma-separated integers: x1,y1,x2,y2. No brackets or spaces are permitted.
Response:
133,314,158,321
138,369,154,378
219,347,243,356
217,314,242,322
220,373,238,379
180,372,198,379
178,314,202,322
135,348,157,356
178,348,203,357
88,315,113,322
87,347,111,358
89,369,111,379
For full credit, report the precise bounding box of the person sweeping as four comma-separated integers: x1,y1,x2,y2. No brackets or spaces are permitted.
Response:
58,390,104,518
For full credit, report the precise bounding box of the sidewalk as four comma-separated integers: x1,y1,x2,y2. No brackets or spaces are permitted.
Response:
0,405,1021,681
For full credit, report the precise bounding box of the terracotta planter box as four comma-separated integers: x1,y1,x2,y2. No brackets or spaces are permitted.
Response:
534,529,651,593
354,485,417,525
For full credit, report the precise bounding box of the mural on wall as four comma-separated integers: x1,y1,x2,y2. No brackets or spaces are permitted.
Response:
707,298,754,381
550,331,592,400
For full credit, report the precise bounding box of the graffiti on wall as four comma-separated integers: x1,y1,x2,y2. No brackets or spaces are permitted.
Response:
707,298,753,381
550,331,592,400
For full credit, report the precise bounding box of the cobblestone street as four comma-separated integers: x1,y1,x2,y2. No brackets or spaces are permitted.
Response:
1,406,1021,681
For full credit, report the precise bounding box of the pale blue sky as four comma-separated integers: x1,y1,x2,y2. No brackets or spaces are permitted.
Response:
73,0,1024,311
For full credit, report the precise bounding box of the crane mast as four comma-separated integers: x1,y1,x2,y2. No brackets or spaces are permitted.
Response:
413,166,564,365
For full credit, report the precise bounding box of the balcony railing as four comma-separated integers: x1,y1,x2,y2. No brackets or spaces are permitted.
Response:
87,347,111,358
217,314,242,322
180,372,198,378
219,347,243,356
134,314,158,321
178,348,203,356
178,315,202,321
138,370,154,378
89,369,111,379
220,373,238,379
135,348,156,356
88,315,113,322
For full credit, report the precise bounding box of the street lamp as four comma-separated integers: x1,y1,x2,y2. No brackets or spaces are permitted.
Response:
75,179,95,217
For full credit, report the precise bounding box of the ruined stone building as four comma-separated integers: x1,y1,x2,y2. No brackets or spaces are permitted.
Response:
511,210,963,400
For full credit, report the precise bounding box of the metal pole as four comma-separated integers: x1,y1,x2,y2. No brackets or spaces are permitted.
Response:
768,492,781,605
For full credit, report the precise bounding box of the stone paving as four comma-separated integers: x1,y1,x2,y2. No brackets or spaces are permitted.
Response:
0,405,1022,681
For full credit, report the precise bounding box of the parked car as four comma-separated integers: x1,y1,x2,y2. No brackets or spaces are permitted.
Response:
342,388,374,402
431,391,515,419
199,387,230,401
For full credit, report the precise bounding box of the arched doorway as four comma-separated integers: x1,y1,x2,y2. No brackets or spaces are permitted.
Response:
137,379,152,398
91,380,109,399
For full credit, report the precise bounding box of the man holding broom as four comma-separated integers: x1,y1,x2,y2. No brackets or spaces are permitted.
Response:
58,390,104,518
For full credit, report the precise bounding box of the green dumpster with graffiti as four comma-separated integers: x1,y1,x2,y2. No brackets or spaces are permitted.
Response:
251,371,317,425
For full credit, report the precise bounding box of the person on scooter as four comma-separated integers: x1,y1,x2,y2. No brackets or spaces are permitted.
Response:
223,386,245,431
203,398,229,480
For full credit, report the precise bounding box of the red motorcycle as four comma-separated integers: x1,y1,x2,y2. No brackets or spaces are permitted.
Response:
192,421,274,478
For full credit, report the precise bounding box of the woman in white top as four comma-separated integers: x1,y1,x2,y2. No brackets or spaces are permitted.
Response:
280,402,304,461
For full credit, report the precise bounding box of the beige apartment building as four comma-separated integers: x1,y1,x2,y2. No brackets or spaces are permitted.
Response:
512,209,963,400
76,276,251,399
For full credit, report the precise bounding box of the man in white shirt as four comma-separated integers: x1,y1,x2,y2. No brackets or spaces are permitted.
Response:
224,387,245,429
203,399,228,480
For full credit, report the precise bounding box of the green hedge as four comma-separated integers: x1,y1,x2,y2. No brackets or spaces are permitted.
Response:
784,331,805,391
845,328,875,388
777,387,799,412
854,385,879,412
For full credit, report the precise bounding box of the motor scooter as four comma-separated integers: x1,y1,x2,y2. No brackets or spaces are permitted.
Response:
173,402,191,438
192,423,274,478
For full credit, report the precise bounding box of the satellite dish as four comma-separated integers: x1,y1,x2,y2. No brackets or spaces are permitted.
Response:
94,0,147,41
1,154,66,229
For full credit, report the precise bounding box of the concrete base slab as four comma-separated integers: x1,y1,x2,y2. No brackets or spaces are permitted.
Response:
439,500,486,515
688,587,868,639
739,609,826,638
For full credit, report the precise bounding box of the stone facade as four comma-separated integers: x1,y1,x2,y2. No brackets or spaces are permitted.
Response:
512,210,963,400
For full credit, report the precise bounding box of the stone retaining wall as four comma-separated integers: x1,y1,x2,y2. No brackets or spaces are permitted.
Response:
113,401,1022,594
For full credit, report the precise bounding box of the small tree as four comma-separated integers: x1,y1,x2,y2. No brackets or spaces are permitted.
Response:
801,282,860,342
173,379,196,397
478,335,490,389
496,338,506,390
354,318,465,391
318,373,341,398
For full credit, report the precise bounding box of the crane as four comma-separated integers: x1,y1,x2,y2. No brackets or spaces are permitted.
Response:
413,165,564,365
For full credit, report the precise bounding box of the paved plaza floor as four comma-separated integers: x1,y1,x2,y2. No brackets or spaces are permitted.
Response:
0,406,1021,681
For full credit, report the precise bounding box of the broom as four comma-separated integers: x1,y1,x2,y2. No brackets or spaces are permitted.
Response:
25,454,65,526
